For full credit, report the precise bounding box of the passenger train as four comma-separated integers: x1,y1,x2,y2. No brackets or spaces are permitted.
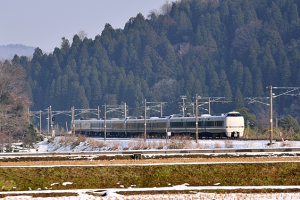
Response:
72,111,244,139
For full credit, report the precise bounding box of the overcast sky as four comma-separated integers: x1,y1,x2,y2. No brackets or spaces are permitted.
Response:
0,0,167,53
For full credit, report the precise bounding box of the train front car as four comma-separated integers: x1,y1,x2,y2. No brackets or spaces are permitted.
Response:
224,111,244,138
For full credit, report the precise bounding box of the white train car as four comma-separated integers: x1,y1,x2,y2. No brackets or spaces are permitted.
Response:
73,111,244,138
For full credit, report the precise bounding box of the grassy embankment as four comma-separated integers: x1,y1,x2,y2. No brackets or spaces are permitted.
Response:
1,162,300,192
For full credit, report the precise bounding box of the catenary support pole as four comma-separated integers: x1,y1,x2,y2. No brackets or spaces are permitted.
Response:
144,99,147,142
47,107,49,137
270,86,273,146
50,106,53,137
39,110,42,134
124,103,127,119
104,104,106,141
208,98,211,115
71,106,75,136
160,102,163,118
195,94,198,143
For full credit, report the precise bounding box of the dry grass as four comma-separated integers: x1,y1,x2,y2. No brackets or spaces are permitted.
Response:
77,134,86,143
195,142,203,149
87,138,96,148
214,142,222,149
186,140,193,149
58,137,65,144
111,141,120,151
95,140,105,148
1,156,300,167
157,140,164,149
148,140,157,149
224,140,234,148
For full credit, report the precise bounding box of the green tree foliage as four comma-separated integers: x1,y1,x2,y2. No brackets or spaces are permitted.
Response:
236,107,258,128
14,0,300,128
279,115,300,133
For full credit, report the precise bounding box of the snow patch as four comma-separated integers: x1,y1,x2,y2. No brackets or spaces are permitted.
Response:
62,182,73,186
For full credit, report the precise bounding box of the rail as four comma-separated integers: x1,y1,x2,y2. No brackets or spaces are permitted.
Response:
0,148,300,157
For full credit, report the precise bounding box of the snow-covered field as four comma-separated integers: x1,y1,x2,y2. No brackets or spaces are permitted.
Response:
2,138,300,199
2,188,300,200
35,137,300,153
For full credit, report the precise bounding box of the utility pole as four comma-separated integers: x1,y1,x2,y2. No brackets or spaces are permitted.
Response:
124,103,127,118
160,102,163,117
269,86,273,146
71,106,75,136
66,121,68,133
208,98,211,115
247,120,249,139
144,99,147,142
104,104,106,141
39,110,42,134
50,106,53,137
47,107,50,137
195,94,198,143
181,95,187,117
98,106,100,119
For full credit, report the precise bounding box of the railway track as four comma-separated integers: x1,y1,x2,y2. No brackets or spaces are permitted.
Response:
1,147,300,158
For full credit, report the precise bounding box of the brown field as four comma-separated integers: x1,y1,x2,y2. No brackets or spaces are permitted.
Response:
0,155,300,166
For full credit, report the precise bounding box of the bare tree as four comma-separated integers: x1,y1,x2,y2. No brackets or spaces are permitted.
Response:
0,131,9,152
147,9,159,20
78,30,88,41
160,0,172,15
0,61,31,149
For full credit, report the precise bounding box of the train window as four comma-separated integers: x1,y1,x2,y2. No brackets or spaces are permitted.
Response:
91,122,100,128
215,121,223,126
227,113,242,117
153,122,166,128
199,121,204,127
206,121,214,126
186,120,204,127
112,122,123,129
106,123,112,128
126,123,137,129
171,122,184,128
186,121,195,127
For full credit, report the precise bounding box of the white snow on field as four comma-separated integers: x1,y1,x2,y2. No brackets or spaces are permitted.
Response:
34,137,300,153
1,138,300,199
2,186,300,200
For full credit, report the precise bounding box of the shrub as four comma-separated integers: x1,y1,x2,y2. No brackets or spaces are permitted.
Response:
77,134,86,143
224,140,234,148
214,142,221,149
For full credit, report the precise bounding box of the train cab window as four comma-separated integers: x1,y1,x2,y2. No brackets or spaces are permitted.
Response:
227,113,242,117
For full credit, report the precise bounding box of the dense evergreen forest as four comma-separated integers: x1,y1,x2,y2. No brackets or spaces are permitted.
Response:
11,0,300,129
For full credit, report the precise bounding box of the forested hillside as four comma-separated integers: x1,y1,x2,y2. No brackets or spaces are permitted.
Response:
12,0,300,127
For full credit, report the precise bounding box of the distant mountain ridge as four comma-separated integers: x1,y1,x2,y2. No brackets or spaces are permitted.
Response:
0,44,35,60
